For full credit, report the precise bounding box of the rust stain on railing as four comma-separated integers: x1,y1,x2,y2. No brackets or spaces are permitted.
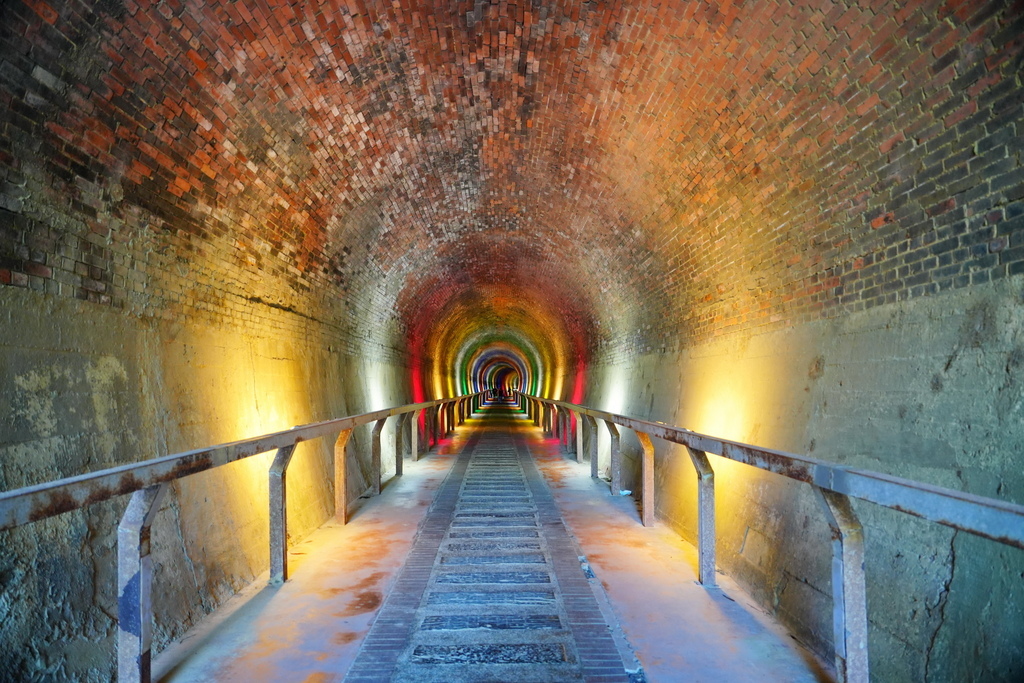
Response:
518,391,1023,683
0,394,484,531
521,393,1024,550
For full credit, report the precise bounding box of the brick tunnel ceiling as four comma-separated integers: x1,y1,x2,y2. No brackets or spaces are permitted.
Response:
4,0,1020,390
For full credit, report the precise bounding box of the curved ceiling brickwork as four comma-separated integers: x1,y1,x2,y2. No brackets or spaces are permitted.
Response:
1,0,1021,394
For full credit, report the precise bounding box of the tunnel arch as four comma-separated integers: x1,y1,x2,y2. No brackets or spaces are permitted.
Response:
465,345,532,394
1,0,1022,680
0,0,1016,380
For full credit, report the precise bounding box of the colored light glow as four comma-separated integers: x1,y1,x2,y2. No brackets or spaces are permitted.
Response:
478,357,523,394
365,361,389,411
165,324,330,569
467,345,536,394
601,364,630,415
456,332,540,395
401,279,593,405
571,359,586,404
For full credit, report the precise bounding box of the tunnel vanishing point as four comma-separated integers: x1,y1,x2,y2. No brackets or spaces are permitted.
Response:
0,0,1023,681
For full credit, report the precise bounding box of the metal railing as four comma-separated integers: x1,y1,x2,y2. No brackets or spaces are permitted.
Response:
0,391,483,683
516,392,1024,683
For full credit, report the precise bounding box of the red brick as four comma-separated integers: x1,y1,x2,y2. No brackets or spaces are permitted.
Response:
944,100,977,128
0,0,1016,369
871,212,896,229
23,261,51,278
879,131,905,154
927,198,957,217
24,0,58,24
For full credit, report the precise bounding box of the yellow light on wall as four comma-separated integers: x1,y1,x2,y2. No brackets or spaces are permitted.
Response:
601,364,629,415
366,361,388,410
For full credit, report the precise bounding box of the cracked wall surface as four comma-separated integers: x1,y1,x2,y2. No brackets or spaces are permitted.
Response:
1,0,1023,680
0,285,411,680
587,277,1024,681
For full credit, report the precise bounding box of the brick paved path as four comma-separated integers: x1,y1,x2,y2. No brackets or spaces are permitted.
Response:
344,413,639,683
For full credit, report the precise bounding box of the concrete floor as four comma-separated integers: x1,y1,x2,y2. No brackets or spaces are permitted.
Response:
154,409,830,683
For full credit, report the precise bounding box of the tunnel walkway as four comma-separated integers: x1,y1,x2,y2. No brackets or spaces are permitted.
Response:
155,405,826,683
347,409,634,682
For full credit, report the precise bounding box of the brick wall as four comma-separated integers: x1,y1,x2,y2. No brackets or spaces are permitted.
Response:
3,0,1021,369
1,0,1023,679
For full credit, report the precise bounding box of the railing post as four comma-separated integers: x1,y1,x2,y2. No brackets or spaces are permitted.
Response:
426,407,434,447
117,483,168,683
269,444,297,584
813,487,869,683
565,411,574,454
411,409,423,461
635,432,655,527
448,402,456,433
564,412,572,452
335,429,353,523
605,420,621,494
574,412,584,463
371,419,385,495
585,415,599,478
685,446,717,587
394,413,407,476
533,399,541,426
431,406,440,445
427,407,434,447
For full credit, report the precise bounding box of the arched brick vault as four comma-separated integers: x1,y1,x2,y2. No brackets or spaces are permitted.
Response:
3,0,1021,394
2,1,1024,680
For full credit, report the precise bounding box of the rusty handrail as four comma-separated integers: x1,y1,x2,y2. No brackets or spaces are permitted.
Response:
0,393,482,531
517,392,1024,683
0,391,483,683
519,393,1024,548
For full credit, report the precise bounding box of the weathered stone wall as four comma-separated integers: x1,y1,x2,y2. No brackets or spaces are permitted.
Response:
585,276,1024,682
0,284,411,681
1,0,1022,680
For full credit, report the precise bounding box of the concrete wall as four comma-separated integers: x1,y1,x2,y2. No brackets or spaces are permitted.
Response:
585,275,1024,682
0,285,411,681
